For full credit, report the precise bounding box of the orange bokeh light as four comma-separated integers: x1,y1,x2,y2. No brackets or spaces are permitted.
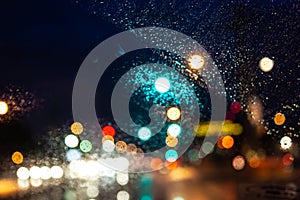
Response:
217,136,224,149
165,160,178,171
150,158,163,171
222,135,234,149
11,151,23,165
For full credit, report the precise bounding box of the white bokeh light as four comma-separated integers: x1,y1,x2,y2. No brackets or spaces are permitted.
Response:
86,186,99,198
30,178,42,187
166,107,181,121
64,134,79,148
17,167,30,180
155,77,170,93
102,140,115,153
188,54,205,70
29,166,41,179
0,101,8,115
51,166,64,179
40,166,52,180
259,57,274,72
167,124,182,137
280,136,292,150
117,191,130,200
17,179,30,190
116,172,129,186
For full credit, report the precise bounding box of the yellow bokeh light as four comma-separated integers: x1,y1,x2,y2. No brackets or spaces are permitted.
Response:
71,122,84,135
0,101,8,115
165,135,179,147
166,107,181,121
11,151,23,165
187,54,205,70
194,121,243,136
222,135,234,149
102,135,114,143
274,113,285,125
259,57,274,72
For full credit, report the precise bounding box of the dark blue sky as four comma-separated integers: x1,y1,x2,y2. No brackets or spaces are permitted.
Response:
0,0,121,128
0,0,119,84
0,0,298,146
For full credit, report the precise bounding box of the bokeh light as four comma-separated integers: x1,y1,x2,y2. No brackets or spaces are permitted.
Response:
70,122,84,135
280,136,292,150
248,156,261,169
165,135,179,147
117,190,130,200
166,107,181,121
17,179,29,190
102,125,116,137
66,149,82,162
17,167,30,180
274,112,286,125
150,158,163,171
116,172,129,186
282,153,294,166
86,186,99,198
138,127,152,141
64,134,79,148
40,166,51,180
202,142,214,154
259,57,274,72
30,178,42,187
187,54,205,70
222,135,234,149
51,166,64,179
217,136,225,149
187,149,199,162
232,155,246,171
115,141,127,153
29,166,41,179
167,123,182,137
165,160,178,171
102,135,114,143
79,140,93,153
230,101,242,114
0,101,8,115
11,151,24,165
165,150,178,162
154,77,170,93
64,190,77,200
102,140,115,153
126,143,138,153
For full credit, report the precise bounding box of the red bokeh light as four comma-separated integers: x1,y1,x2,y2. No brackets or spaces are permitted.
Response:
230,101,242,114
102,125,116,137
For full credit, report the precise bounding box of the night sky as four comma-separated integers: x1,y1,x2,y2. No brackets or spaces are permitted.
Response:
0,0,120,146
0,0,299,155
